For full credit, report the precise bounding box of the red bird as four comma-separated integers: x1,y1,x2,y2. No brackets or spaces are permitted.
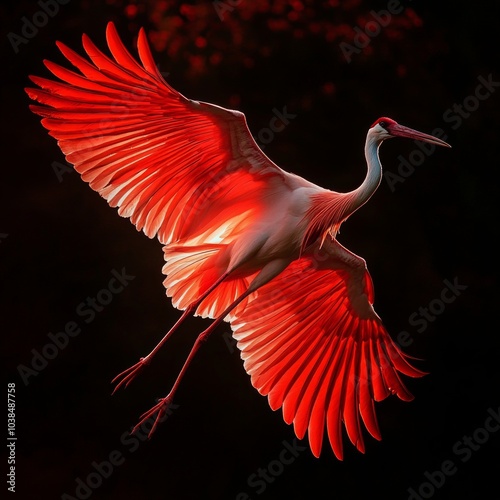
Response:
26,23,450,459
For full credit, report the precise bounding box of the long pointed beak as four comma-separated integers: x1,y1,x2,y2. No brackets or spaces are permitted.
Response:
388,123,451,148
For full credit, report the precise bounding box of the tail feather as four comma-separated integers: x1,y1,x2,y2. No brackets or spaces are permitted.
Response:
162,243,254,319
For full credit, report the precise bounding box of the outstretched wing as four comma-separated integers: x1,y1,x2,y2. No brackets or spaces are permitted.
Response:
25,22,309,316
230,237,425,459
25,22,298,247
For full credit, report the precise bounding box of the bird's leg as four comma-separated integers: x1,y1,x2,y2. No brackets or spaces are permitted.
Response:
111,272,230,393
111,308,192,394
131,287,253,437
131,258,293,437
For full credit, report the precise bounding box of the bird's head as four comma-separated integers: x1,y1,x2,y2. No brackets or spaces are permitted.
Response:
369,117,451,148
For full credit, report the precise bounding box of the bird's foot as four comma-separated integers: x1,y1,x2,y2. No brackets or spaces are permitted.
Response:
111,356,151,394
131,395,173,438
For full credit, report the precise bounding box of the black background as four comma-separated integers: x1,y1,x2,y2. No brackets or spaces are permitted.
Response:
2,1,499,499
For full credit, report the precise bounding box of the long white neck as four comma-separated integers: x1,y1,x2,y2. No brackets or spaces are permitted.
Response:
342,130,383,218
302,130,384,250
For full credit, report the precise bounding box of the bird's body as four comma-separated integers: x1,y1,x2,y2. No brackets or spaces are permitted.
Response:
26,22,450,459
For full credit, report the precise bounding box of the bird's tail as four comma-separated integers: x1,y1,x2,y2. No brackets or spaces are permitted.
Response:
162,243,255,320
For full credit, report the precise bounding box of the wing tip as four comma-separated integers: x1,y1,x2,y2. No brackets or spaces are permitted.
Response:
55,40,67,52
105,20,120,45
25,85,36,97
81,32,90,45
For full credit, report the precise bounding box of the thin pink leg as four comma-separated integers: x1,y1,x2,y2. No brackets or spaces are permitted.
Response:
131,288,252,437
111,272,230,393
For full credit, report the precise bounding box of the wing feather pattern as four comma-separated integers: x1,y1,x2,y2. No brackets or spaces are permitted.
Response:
26,22,299,316
25,22,295,246
27,23,425,457
230,238,425,459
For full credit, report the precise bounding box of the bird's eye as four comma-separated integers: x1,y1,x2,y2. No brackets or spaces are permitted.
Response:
379,121,387,128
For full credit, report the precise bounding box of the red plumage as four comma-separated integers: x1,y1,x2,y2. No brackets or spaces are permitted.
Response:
25,22,449,459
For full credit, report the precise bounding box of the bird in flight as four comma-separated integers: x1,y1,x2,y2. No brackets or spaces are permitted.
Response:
26,22,450,459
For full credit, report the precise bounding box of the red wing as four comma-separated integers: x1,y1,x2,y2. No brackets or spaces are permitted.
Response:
25,22,293,246
230,238,425,459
